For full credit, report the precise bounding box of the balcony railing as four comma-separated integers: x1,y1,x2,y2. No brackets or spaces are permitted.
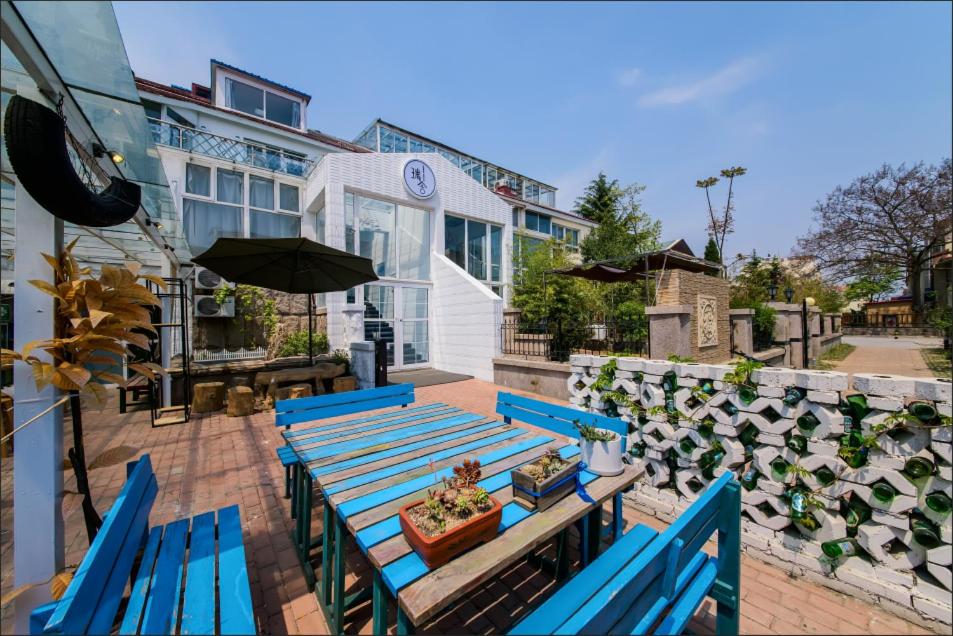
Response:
148,118,314,177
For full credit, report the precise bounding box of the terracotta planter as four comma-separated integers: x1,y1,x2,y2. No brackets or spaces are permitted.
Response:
398,496,503,568
511,458,579,511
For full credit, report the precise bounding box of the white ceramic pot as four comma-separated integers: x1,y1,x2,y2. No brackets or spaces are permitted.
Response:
580,433,624,476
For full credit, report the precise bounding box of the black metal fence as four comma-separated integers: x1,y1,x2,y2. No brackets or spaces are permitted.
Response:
501,315,648,362
841,312,927,329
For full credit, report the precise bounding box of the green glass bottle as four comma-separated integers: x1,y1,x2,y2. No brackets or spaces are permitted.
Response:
786,433,808,455
821,538,861,559
741,467,761,491
665,396,676,414
871,480,897,504
796,412,820,433
697,419,715,440
845,394,870,423
816,466,837,487
738,386,757,405
662,371,677,393
908,401,938,423
783,386,807,406
770,457,790,480
722,402,739,416
787,487,809,521
701,451,724,480
839,431,868,468
679,438,698,455
700,381,715,396
796,513,820,531
843,498,872,533
911,513,942,548
739,425,760,448
925,491,952,515
904,456,935,479
629,441,647,458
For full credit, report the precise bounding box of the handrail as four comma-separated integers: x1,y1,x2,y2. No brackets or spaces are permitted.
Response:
147,117,314,178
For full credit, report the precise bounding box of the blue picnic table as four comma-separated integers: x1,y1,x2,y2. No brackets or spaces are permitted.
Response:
276,385,643,634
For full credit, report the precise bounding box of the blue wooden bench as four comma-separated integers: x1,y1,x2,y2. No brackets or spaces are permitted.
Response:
496,391,630,563
29,454,255,635
274,383,415,504
509,471,741,635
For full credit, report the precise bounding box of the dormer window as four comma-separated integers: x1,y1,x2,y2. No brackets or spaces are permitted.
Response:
224,77,301,128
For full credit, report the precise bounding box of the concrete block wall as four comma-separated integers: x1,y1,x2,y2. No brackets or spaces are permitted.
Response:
568,354,953,628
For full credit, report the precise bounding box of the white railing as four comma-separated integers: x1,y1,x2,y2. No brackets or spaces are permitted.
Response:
192,346,267,363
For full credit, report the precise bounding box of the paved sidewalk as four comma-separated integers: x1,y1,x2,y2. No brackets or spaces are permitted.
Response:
1,379,942,634
834,336,938,377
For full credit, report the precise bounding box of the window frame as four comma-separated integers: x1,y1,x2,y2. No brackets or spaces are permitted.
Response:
223,74,305,129
444,211,504,288
343,190,432,283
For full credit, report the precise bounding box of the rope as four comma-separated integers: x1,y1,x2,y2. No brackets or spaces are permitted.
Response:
511,462,595,504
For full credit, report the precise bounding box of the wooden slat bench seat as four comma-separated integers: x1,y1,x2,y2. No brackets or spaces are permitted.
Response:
29,454,255,635
509,471,741,635
118,374,152,414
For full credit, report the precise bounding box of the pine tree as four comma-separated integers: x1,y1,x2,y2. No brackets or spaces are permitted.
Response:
574,172,621,224
703,237,721,276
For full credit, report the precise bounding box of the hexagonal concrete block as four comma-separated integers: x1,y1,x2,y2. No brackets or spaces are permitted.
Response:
806,390,840,405
852,373,917,397
644,458,671,488
835,559,912,607
858,522,927,570
795,369,849,392
878,427,931,457
640,382,667,410
931,440,952,464
838,465,918,496
643,359,674,375
706,364,736,381
569,354,593,367
675,362,711,378
806,440,840,457
798,453,845,490
928,544,952,566
926,562,953,592
616,357,645,372
867,395,904,412
792,507,848,543
757,386,785,399
752,367,796,388
914,378,953,403
742,501,791,531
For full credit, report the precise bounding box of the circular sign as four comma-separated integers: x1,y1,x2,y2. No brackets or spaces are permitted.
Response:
403,159,436,199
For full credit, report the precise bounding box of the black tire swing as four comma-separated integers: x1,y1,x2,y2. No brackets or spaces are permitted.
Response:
3,94,141,227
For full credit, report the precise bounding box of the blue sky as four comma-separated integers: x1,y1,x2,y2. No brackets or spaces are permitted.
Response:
114,1,952,260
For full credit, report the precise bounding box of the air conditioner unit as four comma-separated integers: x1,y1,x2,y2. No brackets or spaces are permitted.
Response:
194,266,229,290
194,294,235,318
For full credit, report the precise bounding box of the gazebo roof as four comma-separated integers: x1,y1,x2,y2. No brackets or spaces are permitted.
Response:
550,239,723,281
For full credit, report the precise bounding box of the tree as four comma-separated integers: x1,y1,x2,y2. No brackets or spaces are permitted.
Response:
795,160,951,313
703,237,721,277
579,182,661,264
574,172,622,224
695,166,747,270
843,264,903,303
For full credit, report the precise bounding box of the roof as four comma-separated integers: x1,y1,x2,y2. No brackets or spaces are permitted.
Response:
135,77,370,154
210,59,311,102
497,193,596,226
550,240,723,281
367,118,558,191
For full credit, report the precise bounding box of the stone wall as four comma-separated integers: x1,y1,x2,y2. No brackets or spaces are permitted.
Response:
568,354,952,628
193,290,328,352
652,270,730,363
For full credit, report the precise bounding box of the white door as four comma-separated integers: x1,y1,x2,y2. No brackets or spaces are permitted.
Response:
363,284,430,370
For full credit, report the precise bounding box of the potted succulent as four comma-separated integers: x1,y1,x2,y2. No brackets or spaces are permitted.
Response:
398,459,503,568
575,421,624,476
511,447,580,511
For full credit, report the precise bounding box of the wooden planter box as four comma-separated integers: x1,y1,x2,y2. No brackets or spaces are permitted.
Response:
333,375,357,393
398,496,503,569
511,458,580,511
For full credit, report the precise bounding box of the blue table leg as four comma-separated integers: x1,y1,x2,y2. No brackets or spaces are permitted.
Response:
613,491,624,541
373,570,388,635
332,513,346,634
396,606,415,635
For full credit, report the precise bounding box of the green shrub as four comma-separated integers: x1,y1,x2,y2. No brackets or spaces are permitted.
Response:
752,303,777,351
276,330,329,358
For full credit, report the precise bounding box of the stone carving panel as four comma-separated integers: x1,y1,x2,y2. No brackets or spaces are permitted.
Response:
697,294,718,347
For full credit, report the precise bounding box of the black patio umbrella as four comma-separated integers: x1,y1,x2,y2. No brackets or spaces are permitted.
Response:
192,237,378,364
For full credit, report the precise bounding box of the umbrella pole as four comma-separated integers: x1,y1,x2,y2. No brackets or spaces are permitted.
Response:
308,293,314,366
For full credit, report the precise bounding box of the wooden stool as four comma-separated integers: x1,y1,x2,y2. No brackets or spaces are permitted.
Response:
274,383,313,402
227,386,255,417
192,381,226,413
332,376,357,393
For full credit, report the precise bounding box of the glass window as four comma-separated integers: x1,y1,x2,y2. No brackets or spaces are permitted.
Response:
380,127,396,153
279,184,299,212
226,78,264,117
142,99,161,120
249,175,274,210
397,205,430,280
540,188,555,207
439,149,460,167
467,163,483,184
359,196,397,277
467,219,487,280
512,207,520,228
315,205,326,243
490,225,502,282
393,132,408,152
444,215,466,269
524,183,540,203
265,91,300,128
409,138,435,153
250,210,300,238
526,211,551,235
185,163,210,197
183,198,242,254
217,169,243,204
344,192,356,254
355,126,378,151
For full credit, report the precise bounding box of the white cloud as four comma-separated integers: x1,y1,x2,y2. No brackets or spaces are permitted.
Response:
638,57,764,107
617,67,643,87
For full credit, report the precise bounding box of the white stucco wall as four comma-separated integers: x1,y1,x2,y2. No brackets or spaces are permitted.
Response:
430,253,503,381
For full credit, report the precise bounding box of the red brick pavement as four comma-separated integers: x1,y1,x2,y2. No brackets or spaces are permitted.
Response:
0,379,940,634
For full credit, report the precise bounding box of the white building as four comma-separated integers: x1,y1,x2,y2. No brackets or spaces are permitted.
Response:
136,61,597,379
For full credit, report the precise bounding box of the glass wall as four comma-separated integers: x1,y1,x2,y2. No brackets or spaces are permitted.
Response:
445,213,503,296
225,77,301,128
344,192,430,280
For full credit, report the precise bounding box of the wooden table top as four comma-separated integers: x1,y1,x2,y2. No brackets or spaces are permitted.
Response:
282,401,644,626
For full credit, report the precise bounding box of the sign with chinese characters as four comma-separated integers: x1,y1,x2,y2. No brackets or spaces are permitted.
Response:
697,294,718,347
403,159,436,199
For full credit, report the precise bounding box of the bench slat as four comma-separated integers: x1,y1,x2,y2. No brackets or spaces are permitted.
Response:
119,526,163,635
496,393,627,451
276,382,413,413
217,506,256,635
282,403,447,439
45,456,156,634
180,511,216,635
87,478,158,635
288,407,461,452
643,554,715,635
142,518,189,635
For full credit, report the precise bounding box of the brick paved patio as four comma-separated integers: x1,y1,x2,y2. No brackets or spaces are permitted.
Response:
0,379,941,634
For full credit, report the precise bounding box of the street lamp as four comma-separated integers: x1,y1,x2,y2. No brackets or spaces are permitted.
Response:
767,283,778,302
784,287,794,303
